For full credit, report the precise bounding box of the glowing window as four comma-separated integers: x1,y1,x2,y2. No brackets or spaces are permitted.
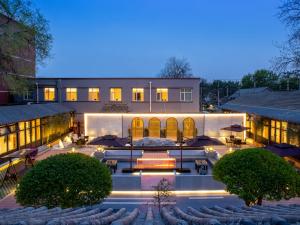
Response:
0,136,7,155
44,88,55,101
88,88,100,101
156,88,168,101
132,88,144,102
180,88,192,102
66,88,77,101
110,88,122,101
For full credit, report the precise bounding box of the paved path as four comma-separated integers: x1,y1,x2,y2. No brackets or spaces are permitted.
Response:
1,190,300,210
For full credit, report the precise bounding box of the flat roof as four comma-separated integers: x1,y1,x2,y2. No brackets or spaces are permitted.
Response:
37,77,201,80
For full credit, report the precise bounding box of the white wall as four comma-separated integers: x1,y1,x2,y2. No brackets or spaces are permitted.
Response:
84,113,246,140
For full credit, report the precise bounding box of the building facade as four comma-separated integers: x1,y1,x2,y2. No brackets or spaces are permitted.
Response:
36,77,201,132
222,90,300,147
0,14,36,105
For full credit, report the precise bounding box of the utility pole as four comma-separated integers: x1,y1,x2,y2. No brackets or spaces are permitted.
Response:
253,75,256,88
287,77,290,91
199,80,203,111
217,81,220,108
226,86,229,97
130,135,133,170
180,132,183,171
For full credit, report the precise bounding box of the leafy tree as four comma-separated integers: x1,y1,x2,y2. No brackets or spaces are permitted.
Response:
159,57,193,78
213,148,300,206
201,79,240,108
0,0,52,95
274,0,300,75
241,69,279,89
16,153,112,208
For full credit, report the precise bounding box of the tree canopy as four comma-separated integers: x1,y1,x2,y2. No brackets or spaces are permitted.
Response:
213,148,300,206
159,57,193,78
241,69,279,89
0,0,52,95
16,153,112,208
274,0,300,74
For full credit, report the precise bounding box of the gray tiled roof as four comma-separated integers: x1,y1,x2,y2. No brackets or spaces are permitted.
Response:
1,204,300,224
230,87,271,98
221,90,300,124
0,103,74,126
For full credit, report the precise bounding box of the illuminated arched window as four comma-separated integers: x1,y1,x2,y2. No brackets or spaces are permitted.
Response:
132,118,144,140
183,117,195,139
148,118,161,138
166,118,178,141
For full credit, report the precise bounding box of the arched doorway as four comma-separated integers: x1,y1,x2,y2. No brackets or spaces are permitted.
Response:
148,118,161,138
132,118,144,140
166,118,178,141
183,117,195,139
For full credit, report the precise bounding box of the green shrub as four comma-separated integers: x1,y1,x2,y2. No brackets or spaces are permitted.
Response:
213,148,300,206
16,153,112,208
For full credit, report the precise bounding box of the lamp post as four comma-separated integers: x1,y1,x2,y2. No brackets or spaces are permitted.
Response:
179,132,184,171
130,134,133,170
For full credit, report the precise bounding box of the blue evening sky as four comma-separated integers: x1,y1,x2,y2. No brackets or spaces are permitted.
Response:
35,0,287,80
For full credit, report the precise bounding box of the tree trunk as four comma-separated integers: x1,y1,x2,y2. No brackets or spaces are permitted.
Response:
245,200,250,206
257,197,263,205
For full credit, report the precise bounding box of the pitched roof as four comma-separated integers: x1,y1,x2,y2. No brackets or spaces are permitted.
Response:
230,87,271,98
0,103,74,125
221,90,300,124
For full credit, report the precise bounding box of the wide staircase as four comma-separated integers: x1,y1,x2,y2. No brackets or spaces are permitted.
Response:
1,204,300,224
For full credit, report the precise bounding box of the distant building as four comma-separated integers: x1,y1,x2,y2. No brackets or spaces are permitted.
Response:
222,90,300,147
0,13,35,105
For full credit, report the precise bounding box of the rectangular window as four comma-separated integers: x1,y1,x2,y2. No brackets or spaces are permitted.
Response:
156,88,168,101
132,88,144,102
8,133,17,151
23,91,33,101
180,88,192,102
281,121,288,143
110,88,122,101
66,88,77,101
88,88,100,101
271,120,276,142
44,88,55,101
262,120,269,140
19,130,25,148
0,136,7,155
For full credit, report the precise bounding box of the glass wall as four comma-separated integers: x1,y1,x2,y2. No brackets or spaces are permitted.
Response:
0,113,73,156
246,113,299,146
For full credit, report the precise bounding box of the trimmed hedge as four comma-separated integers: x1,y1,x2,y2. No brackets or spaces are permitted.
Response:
16,153,112,208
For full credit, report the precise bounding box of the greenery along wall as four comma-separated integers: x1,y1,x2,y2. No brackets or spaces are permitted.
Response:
0,113,73,156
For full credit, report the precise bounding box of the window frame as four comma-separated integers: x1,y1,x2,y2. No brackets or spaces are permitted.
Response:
156,88,168,102
88,88,100,101
66,88,78,101
180,88,193,102
110,88,122,102
44,87,56,101
132,88,144,102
